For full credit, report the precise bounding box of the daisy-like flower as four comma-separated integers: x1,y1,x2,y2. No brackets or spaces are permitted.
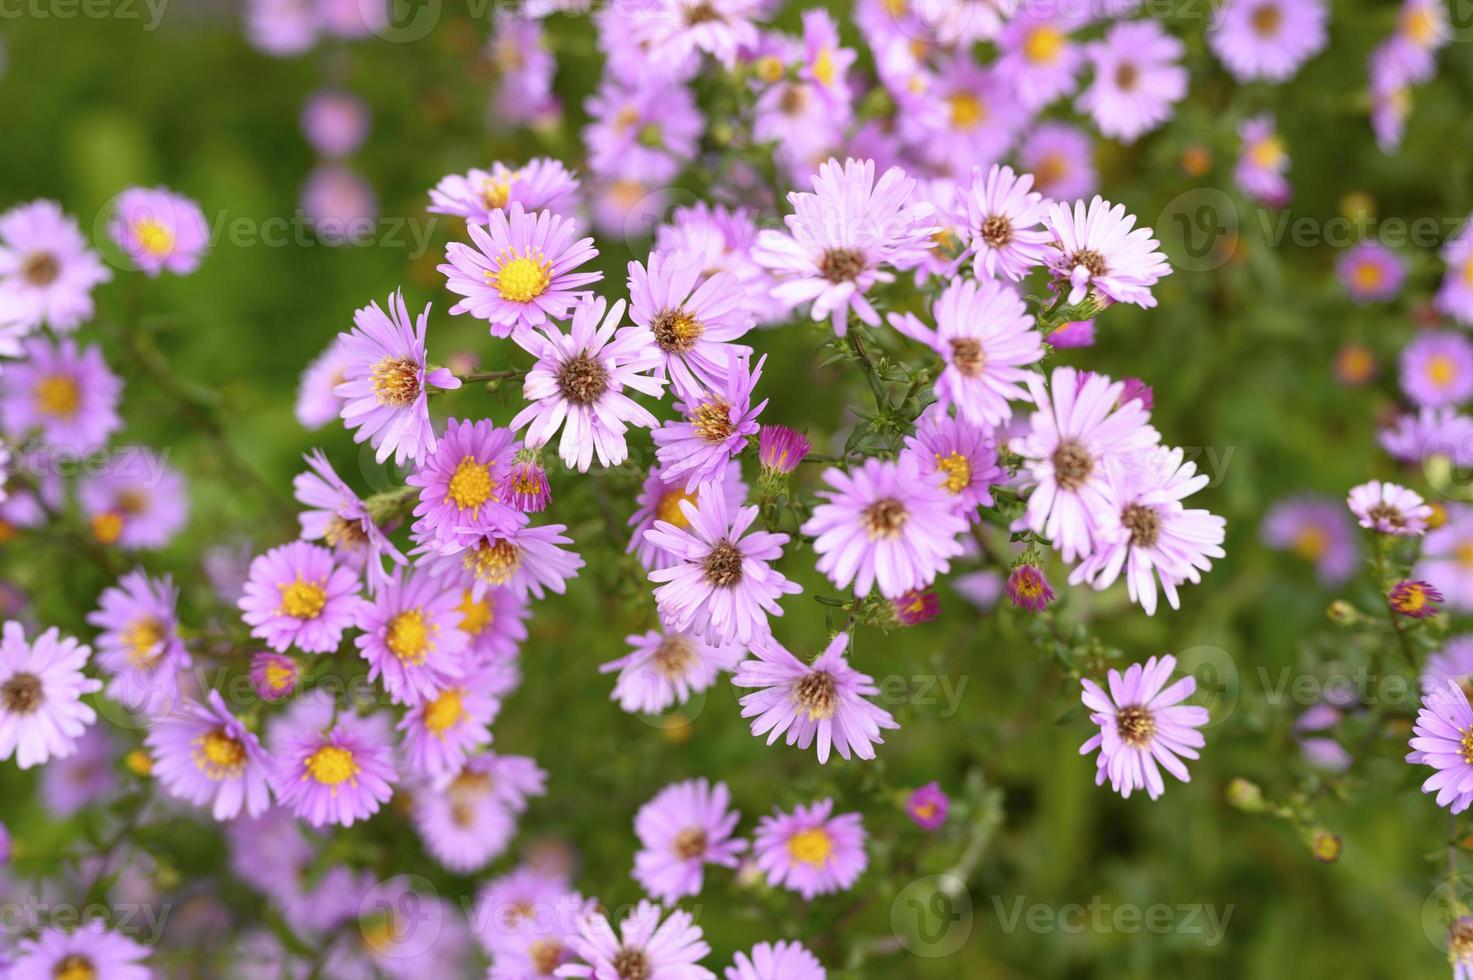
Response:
397,662,501,780
109,186,210,277
86,569,190,715
645,483,801,646
889,277,1044,428
1068,446,1227,615
753,157,935,336
1261,494,1360,584
1408,682,1473,813
1013,367,1162,562
1006,563,1055,611
583,75,704,184
732,632,899,764
421,518,584,600
1417,505,1473,610
355,568,468,705
239,541,363,653
0,622,100,769
1402,331,1473,408
1236,114,1291,207
1436,217,1473,326
440,203,601,338
1,336,122,451
560,900,714,980
295,449,406,586
296,335,352,430
411,763,517,874
628,248,754,392
1209,0,1327,83
905,782,949,831
996,7,1084,110
301,163,377,245
1020,122,1097,203
145,689,271,820
250,651,299,701
725,941,825,980
407,417,521,551
1347,479,1433,535
78,450,188,550
1391,579,1444,619
9,920,151,980
0,199,112,334
752,798,867,899
428,158,580,224
301,88,370,158
600,628,742,716
633,778,747,902
1077,20,1187,144
512,296,665,472
270,700,396,827
962,164,1051,282
624,0,760,70
1079,654,1208,800
802,456,967,599
40,727,114,816
454,583,528,664
900,405,1001,518
1044,196,1171,308
1337,241,1407,304
475,865,588,964
897,56,1026,177
651,354,767,491
335,288,461,467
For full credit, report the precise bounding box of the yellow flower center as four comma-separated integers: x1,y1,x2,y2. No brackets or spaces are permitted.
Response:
1427,353,1459,389
35,374,80,418
464,538,521,586
787,827,833,867
385,608,432,663
491,252,553,303
480,171,518,211
370,356,420,408
656,488,698,527
195,728,247,777
1404,5,1438,46
947,92,985,130
692,399,734,443
1024,26,1064,65
457,588,494,636
1458,540,1473,570
1351,260,1384,291
447,456,496,514
91,512,124,544
1292,526,1327,561
812,46,836,86
1249,136,1285,170
1392,583,1432,615
424,688,464,734
756,55,785,83
279,578,327,620
934,452,972,495
125,748,153,777
122,616,166,669
264,659,297,691
134,218,175,258
1463,256,1473,287
912,801,936,821
305,744,358,786
53,955,97,980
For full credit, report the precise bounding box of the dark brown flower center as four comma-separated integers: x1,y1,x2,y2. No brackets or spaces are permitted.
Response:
1051,441,1094,491
652,308,704,354
1251,2,1281,36
980,214,1013,248
949,338,985,377
795,671,838,720
1121,504,1161,548
703,540,744,586
683,0,719,25
653,635,694,678
674,827,708,859
819,247,866,283
862,498,908,539
1116,705,1156,747
21,250,60,286
612,947,651,980
1069,248,1109,278
530,939,563,974
1367,503,1406,529
1,672,41,714
1115,62,1139,91
557,352,609,406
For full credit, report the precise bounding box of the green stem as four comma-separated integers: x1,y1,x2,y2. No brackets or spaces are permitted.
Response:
847,331,889,410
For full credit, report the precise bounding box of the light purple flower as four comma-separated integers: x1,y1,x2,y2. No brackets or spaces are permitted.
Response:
1424,635,1473,694
411,762,517,874
1209,0,1327,82
624,0,760,71
301,88,370,158
905,782,949,831
239,540,363,653
78,450,188,550
1401,330,1473,407
0,199,112,334
296,335,352,430
250,651,299,701
1019,123,1097,203
1077,20,1187,144
454,583,528,665
561,900,714,980
9,921,150,980
1337,241,1407,304
752,798,867,899
269,698,396,827
86,569,191,715
996,7,1085,110
633,778,747,902
1436,217,1473,325
652,354,766,492
1416,504,1473,609
897,56,1025,177
407,417,522,552
1408,682,1473,813
355,568,469,705
398,661,502,781
300,163,377,245
628,248,754,392
0,622,101,769
724,941,825,980
1236,114,1291,206
41,726,115,815
145,689,272,820
428,158,580,224
1261,494,1360,584
1347,479,1432,535
900,404,1001,517
963,164,1052,281
1,336,122,451
109,186,210,277
732,632,899,764
1044,196,1171,308
420,518,584,600
600,627,742,716
583,75,703,184
1080,654,1208,800
295,448,407,587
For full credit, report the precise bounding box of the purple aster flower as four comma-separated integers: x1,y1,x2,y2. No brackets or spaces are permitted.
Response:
1077,20,1187,144
897,57,1025,177
600,627,742,716
651,354,766,492
633,777,747,902
78,448,188,550
296,334,351,430
905,782,949,831
0,622,100,769
1019,122,1097,203
890,277,1044,428
1425,635,1473,693
1403,330,1473,407
420,518,584,600
757,425,811,475
335,288,461,467
145,689,271,820
656,202,779,325
752,798,867,899
86,569,191,715
1391,406,1473,466
1079,654,1208,800
9,921,150,980
583,75,703,184
295,449,407,587
250,651,299,701
1045,196,1171,308
1,336,122,451
489,16,561,129
1261,494,1359,584
624,0,760,71
1209,0,1327,82
996,8,1085,110
398,662,502,781
0,199,112,333
803,455,967,599
1068,446,1227,615
963,164,1052,281
1236,114,1291,207
1416,505,1473,609
1436,217,1473,326
753,158,935,336
725,940,825,980
301,88,370,158
1014,366,1162,562
454,583,528,664
475,866,589,969
239,541,363,653
628,248,754,392
645,483,801,646
500,453,553,513
407,417,521,552
355,568,468,706
1337,241,1407,304
300,163,377,246
1006,564,1055,611
270,699,396,827
40,726,115,816
1348,479,1432,535
411,763,517,874
440,204,601,338
799,7,856,105
1370,47,1414,154
1390,579,1444,619
109,186,210,277
733,632,899,764
512,296,665,473
900,404,1001,518
428,158,580,224
1408,682,1473,813
891,589,939,626
561,900,713,980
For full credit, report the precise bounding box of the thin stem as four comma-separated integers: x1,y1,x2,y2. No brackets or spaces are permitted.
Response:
457,369,525,384
846,331,889,410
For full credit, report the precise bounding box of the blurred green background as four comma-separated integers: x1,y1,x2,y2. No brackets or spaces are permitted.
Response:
3,1,1473,977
